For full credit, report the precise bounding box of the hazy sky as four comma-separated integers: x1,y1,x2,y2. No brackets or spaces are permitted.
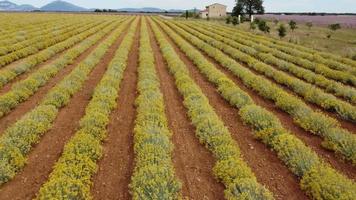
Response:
10,0,356,13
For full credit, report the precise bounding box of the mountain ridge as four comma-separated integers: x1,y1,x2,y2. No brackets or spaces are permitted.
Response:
0,0,195,12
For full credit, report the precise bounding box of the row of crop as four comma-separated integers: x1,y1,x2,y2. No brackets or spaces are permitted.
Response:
208,22,356,80
0,15,62,38
0,20,98,68
154,18,356,200
0,19,85,56
0,19,122,118
129,18,182,199
149,18,274,200
172,21,356,122
188,22,356,93
0,18,132,186
158,19,356,164
186,22,356,105
0,19,120,89
215,23,356,74
0,18,63,42
0,18,69,48
36,18,138,199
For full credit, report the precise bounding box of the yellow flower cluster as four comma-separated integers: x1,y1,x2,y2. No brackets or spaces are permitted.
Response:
151,18,274,200
0,17,132,186
164,20,356,165
155,18,356,199
130,18,182,199
37,17,138,199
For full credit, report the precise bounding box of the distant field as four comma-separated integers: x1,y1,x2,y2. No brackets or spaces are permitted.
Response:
257,14,356,28
206,15,356,59
0,13,355,200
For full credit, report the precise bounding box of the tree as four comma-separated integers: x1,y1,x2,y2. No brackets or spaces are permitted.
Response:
306,22,313,30
185,10,189,19
327,23,341,39
232,0,264,19
226,16,232,24
277,24,287,38
328,23,341,31
231,2,243,16
289,20,297,31
258,20,270,33
232,16,239,25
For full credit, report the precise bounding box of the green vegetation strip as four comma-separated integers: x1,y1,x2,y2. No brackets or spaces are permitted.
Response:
0,19,124,118
0,20,95,68
159,19,356,164
172,21,356,122
154,18,356,200
150,17,274,200
129,18,182,199
0,17,132,186
37,17,138,200
186,21,356,103
0,19,119,89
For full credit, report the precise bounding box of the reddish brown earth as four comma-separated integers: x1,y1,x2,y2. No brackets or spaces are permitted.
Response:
163,21,356,181
174,22,356,133
148,21,226,200
0,23,129,200
91,21,139,200
0,22,120,135
185,23,356,105
155,20,310,200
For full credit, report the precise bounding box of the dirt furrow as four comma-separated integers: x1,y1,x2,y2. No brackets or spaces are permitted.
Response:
0,25,129,200
0,23,119,135
156,22,310,200
90,20,139,200
237,60,356,133
174,33,356,180
148,22,225,200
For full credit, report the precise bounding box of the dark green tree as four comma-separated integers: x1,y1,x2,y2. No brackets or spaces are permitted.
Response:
328,23,341,31
232,16,239,25
258,20,270,33
277,24,287,38
226,16,232,24
289,20,297,31
232,0,264,19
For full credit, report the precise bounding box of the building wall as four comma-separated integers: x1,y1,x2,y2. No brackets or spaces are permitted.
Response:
200,11,209,18
207,4,226,18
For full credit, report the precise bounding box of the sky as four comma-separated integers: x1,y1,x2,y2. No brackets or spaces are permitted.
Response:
10,0,356,13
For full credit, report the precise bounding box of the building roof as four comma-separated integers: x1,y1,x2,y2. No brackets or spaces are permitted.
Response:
207,3,227,8
199,9,208,13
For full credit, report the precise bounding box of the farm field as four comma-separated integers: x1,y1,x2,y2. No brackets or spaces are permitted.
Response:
204,17,356,58
0,13,355,200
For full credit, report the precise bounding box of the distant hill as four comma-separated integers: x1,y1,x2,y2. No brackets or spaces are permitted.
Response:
0,1,197,13
117,7,165,12
0,0,38,11
40,0,87,12
116,7,198,13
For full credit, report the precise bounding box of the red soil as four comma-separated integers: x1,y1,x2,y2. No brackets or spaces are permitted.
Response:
169,27,356,180
91,20,139,200
0,23,128,200
156,20,310,200
148,21,226,200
